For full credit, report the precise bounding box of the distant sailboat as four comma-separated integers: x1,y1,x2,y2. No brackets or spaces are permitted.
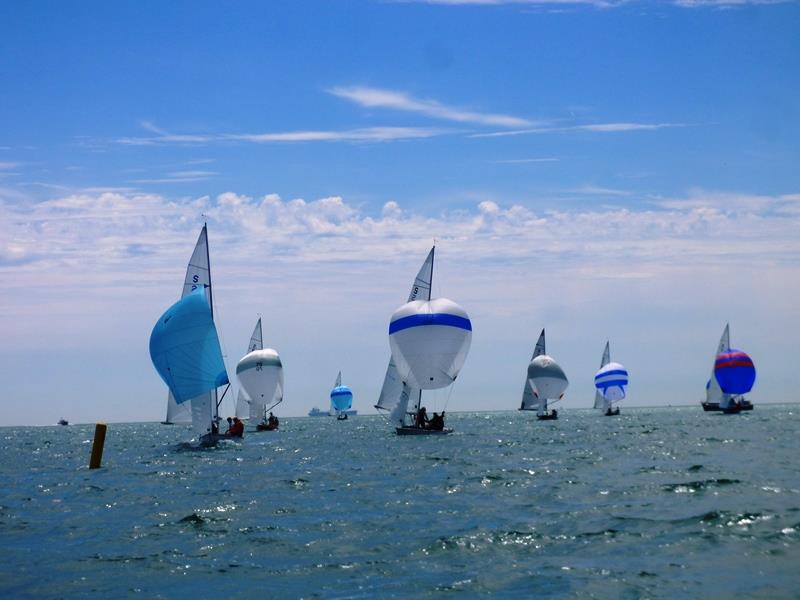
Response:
593,341,627,416
702,324,754,412
375,246,472,435
236,318,283,432
330,371,354,420
519,329,568,420
149,284,231,446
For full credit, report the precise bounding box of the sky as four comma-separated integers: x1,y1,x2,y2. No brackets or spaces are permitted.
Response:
1,0,799,426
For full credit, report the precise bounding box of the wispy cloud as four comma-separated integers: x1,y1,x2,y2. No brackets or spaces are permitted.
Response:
492,157,560,164
115,122,451,146
472,122,685,138
225,126,451,143
133,169,218,184
408,0,625,6
409,0,790,7
329,86,534,127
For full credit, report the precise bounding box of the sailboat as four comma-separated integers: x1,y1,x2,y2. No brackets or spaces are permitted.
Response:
593,341,628,416
235,317,283,432
375,246,472,435
330,371,354,420
519,329,568,420
161,226,211,426
234,318,263,421
151,224,232,446
701,324,754,412
149,285,231,446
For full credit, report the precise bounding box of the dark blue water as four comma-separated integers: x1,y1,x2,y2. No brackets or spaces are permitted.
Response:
2,406,799,598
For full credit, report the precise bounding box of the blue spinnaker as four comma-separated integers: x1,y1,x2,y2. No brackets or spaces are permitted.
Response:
330,386,353,411
149,286,229,403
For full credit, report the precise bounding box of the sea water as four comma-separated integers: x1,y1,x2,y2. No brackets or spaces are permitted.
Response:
1,405,799,598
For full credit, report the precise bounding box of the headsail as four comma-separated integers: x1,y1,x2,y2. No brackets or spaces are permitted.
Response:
335,370,342,388
235,318,264,419
163,226,211,425
706,324,731,406
520,329,547,410
376,247,434,422
594,341,611,409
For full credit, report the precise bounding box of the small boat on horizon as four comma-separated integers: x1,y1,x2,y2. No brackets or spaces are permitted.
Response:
57,418,68,426
519,329,567,421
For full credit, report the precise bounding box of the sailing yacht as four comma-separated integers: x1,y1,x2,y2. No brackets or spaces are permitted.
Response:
152,224,232,446
519,329,568,420
702,324,754,412
375,246,472,435
593,341,628,416
234,317,284,431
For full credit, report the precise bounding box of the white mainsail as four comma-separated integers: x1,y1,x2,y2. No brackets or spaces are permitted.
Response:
375,247,434,426
594,341,611,410
163,225,214,430
235,318,263,419
708,323,732,408
520,329,546,411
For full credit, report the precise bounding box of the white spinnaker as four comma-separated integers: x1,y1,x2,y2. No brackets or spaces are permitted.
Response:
707,324,731,406
528,356,568,415
520,329,547,411
594,341,611,410
375,248,433,420
237,349,283,421
389,298,472,390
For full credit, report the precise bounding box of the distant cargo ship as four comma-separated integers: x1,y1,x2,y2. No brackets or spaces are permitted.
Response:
308,407,358,417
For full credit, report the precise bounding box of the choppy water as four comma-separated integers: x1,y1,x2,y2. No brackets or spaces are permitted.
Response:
2,406,799,598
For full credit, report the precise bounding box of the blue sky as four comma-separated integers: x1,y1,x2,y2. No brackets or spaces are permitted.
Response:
1,0,798,425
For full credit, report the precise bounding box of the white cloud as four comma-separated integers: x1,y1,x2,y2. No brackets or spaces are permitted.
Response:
115,122,451,146
225,126,451,143
1,186,798,424
329,86,534,127
492,157,560,164
472,122,685,138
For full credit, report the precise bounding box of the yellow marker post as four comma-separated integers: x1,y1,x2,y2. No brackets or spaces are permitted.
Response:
89,423,107,469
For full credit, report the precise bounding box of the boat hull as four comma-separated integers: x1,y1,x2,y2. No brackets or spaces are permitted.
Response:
396,426,452,436
255,423,278,431
702,400,753,412
604,408,620,417
536,414,558,421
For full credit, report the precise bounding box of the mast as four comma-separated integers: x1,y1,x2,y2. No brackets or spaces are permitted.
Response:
204,222,223,420
416,245,434,420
